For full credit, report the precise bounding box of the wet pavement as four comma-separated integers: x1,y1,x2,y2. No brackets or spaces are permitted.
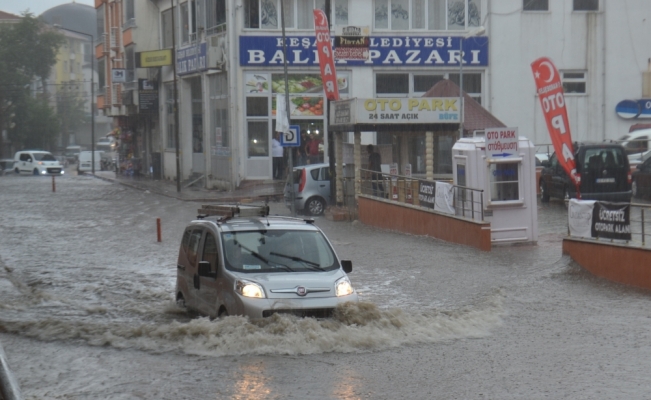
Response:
1,170,650,399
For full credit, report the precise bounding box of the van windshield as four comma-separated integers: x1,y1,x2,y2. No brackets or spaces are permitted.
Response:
221,230,338,273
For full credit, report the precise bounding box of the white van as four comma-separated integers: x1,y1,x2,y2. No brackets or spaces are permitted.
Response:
618,128,651,166
13,150,64,175
77,151,103,174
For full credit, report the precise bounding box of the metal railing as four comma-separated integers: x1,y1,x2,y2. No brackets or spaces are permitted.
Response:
358,169,485,222
630,202,651,246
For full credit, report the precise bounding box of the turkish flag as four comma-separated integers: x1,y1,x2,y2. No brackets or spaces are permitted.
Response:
313,9,339,101
531,57,579,190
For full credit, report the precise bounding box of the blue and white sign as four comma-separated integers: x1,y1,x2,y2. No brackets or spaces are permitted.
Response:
176,43,207,76
616,99,651,119
240,36,488,67
281,125,301,147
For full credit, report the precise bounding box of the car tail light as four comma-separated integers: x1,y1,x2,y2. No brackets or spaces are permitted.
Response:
298,168,306,193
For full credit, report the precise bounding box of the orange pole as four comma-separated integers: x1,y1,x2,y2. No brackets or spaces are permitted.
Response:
52,176,56,192
156,218,162,242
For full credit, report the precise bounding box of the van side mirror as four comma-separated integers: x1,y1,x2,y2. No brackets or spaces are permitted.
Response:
198,261,216,278
341,260,352,273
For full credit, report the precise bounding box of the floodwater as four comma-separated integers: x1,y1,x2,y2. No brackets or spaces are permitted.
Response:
1,173,650,399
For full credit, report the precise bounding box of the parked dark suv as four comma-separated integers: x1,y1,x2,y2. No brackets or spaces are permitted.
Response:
539,142,631,203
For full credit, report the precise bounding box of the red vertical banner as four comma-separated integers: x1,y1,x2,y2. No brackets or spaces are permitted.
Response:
313,9,339,101
531,57,580,192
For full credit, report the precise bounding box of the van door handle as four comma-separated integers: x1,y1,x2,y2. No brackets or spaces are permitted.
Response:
177,264,185,271
320,184,326,187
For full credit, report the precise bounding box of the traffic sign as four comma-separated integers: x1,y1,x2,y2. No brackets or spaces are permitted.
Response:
281,125,301,147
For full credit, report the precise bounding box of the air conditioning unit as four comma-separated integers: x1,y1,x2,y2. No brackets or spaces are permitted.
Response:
208,34,226,69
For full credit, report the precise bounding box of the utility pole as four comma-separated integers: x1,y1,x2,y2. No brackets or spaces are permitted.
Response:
326,0,336,206
280,0,295,217
171,0,181,192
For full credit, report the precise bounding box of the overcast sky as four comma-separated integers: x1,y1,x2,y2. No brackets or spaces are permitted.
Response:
0,0,93,17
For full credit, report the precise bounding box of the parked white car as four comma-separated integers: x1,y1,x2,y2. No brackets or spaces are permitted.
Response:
77,151,104,174
13,150,64,176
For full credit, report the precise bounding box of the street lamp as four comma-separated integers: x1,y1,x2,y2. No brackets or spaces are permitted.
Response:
54,25,96,174
458,26,485,140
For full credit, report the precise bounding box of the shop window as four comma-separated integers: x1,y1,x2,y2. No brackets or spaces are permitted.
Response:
181,2,190,44
523,0,548,11
210,73,230,149
248,121,269,157
246,97,269,116
489,162,520,202
562,71,586,94
375,0,480,30
449,72,482,104
97,4,105,38
414,75,444,94
573,0,598,11
376,73,409,96
124,0,135,25
244,0,349,29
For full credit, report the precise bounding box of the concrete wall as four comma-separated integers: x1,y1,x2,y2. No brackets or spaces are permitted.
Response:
358,195,492,251
562,237,651,290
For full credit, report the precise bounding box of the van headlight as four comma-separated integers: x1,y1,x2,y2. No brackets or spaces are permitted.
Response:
235,279,266,298
335,276,354,297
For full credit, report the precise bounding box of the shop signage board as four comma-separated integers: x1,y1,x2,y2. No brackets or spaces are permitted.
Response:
418,181,436,209
240,36,489,67
485,127,519,158
334,26,370,61
136,49,172,68
177,43,207,76
112,69,126,83
330,98,460,125
568,199,631,241
138,79,158,114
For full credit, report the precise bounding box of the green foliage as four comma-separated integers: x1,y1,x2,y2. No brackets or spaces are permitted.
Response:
13,95,60,150
0,13,64,152
56,82,87,140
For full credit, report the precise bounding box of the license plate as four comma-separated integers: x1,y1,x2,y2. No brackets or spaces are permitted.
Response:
48,168,61,174
596,178,615,183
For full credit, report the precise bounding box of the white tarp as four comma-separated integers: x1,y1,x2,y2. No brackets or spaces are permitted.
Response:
434,181,455,215
568,199,595,239
275,94,290,133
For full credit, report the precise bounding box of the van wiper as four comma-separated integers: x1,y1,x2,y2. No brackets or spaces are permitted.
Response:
269,252,325,271
235,241,269,264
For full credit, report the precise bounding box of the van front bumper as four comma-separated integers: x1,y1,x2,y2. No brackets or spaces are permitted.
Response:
235,292,358,319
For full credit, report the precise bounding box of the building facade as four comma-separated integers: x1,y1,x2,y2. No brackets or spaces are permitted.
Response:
101,0,651,187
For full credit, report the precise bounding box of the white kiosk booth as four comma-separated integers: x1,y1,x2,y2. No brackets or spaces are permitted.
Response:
452,128,538,244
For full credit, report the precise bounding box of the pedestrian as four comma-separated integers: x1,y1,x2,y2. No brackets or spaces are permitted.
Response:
306,135,321,164
367,144,384,198
272,132,284,179
297,133,308,166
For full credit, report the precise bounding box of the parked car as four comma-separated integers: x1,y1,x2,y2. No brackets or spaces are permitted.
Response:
539,142,631,203
0,159,14,176
64,145,82,163
618,128,651,167
632,157,651,199
77,151,104,174
13,150,64,176
284,163,332,216
175,205,357,319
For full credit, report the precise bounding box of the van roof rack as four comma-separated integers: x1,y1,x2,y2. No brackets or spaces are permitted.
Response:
197,204,270,221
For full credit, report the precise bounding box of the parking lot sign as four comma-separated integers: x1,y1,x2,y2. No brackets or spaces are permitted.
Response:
281,125,301,147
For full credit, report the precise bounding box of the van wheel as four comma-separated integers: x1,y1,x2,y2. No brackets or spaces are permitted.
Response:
14,168,19,174
305,197,325,216
540,181,550,202
218,307,229,318
176,294,186,308
33,168,39,176
632,180,638,198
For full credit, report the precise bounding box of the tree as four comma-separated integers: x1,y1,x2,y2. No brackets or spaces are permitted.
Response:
56,81,87,147
0,13,64,155
12,95,60,150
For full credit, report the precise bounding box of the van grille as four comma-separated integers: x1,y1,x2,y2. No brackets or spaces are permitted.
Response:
263,308,334,318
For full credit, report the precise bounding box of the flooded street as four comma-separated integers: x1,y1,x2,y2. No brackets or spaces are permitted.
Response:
1,174,651,399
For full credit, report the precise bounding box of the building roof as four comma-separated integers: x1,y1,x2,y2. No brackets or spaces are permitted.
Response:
39,2,97,40
0,10,22,22
422,79,506,135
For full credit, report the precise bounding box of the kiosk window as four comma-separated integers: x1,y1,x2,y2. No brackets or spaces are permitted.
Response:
489,162,519,201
